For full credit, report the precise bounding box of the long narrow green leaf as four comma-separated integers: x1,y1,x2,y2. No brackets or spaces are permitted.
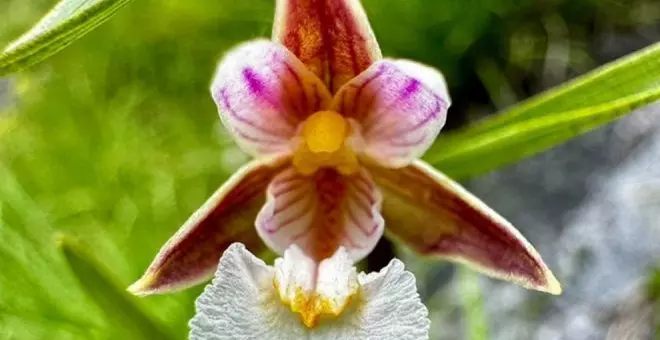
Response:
646,269,660,337
428,89,660,179
58,236,175,340
0,0,131,75
426,42,660,179
0,163,103,338
448,42,660,139
458,268,488,340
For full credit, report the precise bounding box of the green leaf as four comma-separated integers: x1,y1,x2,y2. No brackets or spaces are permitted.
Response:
458,268,488,340
426,42,660,179
646,269,660,337
0,0,132,75
58,236,175,340
0,163,104,339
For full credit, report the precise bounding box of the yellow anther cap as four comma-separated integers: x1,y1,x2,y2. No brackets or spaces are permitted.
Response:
303,111,347,153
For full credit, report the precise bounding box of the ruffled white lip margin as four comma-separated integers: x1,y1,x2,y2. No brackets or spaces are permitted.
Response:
189,243,430,340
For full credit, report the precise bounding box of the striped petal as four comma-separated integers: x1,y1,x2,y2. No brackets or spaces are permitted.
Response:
369,160,561,295
211,39,332,158
256,166,384,262
273,0,382,93
128,158,289,296
332,60,451,168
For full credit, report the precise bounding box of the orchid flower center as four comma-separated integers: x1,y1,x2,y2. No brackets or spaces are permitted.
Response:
293,111,359,176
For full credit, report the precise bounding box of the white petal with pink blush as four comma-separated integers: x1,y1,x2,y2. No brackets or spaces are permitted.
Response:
210,39,332,158
332,59,451,168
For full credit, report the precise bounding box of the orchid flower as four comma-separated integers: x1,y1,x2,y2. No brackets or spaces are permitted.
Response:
189,243,429,339
129,0,560,296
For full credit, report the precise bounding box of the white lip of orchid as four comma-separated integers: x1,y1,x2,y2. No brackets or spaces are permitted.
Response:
189,243,431,340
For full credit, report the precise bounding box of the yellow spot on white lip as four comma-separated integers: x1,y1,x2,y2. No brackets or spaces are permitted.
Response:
273,278,358,328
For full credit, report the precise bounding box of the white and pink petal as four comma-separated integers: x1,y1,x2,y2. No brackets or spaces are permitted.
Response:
211,39,332,157
256,166,384,262
333,59,451,168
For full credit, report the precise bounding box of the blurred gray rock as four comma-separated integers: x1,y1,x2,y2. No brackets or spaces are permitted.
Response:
421,103,660,339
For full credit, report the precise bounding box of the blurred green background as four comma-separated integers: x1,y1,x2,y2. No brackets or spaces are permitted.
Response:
1,0,659,339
